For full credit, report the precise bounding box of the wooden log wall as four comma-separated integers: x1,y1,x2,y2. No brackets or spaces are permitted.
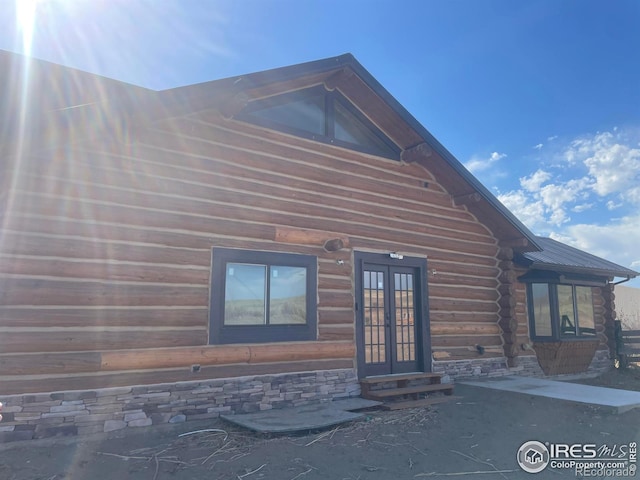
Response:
497,248,518,366
0,108,504,395
513,273,531,354
593,286,611,351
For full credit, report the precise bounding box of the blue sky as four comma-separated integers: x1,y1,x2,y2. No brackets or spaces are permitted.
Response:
1,0,639,286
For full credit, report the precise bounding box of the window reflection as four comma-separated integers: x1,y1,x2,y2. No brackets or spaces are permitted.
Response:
576,287,596,335
558,285,576,335
251,94,325,135
224,264,307,326
334,100,394,154
224,264,266,325
269,266,307,325
531,283,553,336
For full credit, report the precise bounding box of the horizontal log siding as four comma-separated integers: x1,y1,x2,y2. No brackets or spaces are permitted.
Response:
514,279,531,350
0,342,355,376
0,110,502,393
0,359,354,396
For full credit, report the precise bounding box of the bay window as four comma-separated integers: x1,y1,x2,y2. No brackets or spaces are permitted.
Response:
527,283,596,340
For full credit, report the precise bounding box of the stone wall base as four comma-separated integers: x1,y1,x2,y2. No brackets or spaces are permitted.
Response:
434,350,613,382
0,351,614,443
588,349,614,373
432,357,512,380
509,349,612,378
0,369,359,443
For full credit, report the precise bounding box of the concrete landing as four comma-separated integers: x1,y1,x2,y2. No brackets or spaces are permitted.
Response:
460,376,640,413
221,398,381,433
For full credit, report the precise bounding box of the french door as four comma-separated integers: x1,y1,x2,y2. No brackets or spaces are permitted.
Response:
355,253,431,378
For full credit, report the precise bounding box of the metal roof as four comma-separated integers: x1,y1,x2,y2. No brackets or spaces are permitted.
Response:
518,237,638,279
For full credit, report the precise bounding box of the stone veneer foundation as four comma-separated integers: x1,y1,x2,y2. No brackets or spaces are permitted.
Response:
0,352,614,443
512,349,611,378
433,357,512,379
433,350,611,380
0,369,360,443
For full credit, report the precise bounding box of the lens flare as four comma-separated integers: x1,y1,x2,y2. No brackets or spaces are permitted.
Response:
16,0,37,55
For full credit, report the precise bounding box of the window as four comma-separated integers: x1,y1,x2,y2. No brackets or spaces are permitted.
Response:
237,86,400,160
531,283,553,337
527,283,596,340
575,286,596,335
250,92,325,136
210,248,317,344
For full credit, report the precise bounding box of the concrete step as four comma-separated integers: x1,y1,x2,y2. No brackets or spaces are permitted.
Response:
359,372,442,385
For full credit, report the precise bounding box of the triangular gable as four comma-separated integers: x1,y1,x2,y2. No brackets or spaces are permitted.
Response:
180,55,539,252
237,85,400,159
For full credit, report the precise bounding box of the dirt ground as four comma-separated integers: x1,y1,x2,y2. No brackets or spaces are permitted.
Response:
1,368,640,480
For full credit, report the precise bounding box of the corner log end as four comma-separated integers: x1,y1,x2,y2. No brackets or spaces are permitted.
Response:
452,192,482,206
323,68,355,91
323,238,345,252
401,142,432,164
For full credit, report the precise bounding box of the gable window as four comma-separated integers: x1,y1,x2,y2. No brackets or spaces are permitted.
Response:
237,86,400,160
210,248,317,344
527,282,596,340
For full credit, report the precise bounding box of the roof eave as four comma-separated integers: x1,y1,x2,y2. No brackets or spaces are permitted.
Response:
340,57,542,252
528,263,638,281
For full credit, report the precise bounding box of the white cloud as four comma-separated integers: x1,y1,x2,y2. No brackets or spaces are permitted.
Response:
496,127,640,284
572,203,593,213
497,190,547,229
534,143,544,150
520,169,551,192
539,184,574,224
547,135,558,142
499,128,640,232
500,171,590,227
625,185,640,204
465,151,506,173
606,200,623,210
539,177,591,211
564,131,640,198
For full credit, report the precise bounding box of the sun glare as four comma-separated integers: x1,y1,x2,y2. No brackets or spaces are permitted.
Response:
16,0,38,55
2,0,41,265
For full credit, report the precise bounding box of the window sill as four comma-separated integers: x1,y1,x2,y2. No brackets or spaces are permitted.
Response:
531,337,599,343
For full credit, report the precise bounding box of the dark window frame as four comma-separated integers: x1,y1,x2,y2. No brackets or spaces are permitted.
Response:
209,248,318,345
525,281,597,342
237,85,401,160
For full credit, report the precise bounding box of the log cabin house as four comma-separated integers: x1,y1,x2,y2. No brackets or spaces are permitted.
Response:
0,50,637,440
